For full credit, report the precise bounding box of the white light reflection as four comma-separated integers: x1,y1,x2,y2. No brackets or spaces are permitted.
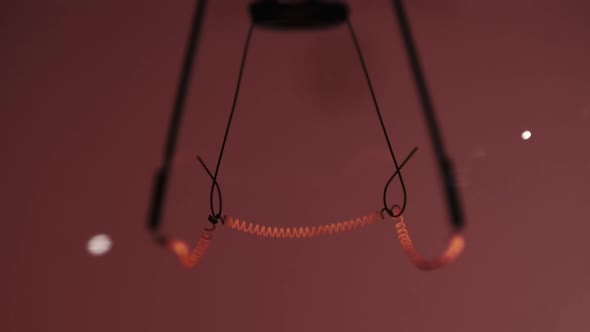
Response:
87,234,112,256
521,130,532,140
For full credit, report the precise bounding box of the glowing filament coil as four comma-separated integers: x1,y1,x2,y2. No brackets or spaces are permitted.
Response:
394,216,464,270
167,232,211,268
163,212,465,270
225,211,385,238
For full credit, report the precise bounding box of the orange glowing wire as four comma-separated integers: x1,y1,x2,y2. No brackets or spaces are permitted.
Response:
161,231,212,268
393,215,465,270
225,212,464,269
161,211,464,270
225,211,385,238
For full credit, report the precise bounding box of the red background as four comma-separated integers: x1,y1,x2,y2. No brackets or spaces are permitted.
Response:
2,0,590,331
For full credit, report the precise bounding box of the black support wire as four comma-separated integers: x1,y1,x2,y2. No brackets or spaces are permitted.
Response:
148,0,208,232
392,0,465,230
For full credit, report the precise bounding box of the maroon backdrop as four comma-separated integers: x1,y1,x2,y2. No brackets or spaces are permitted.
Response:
2,0,590,331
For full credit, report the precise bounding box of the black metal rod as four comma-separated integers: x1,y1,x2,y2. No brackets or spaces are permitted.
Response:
391,0,465,230
148,0,208,232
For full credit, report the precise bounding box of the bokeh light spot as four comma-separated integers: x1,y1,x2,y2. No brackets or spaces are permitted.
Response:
87,234,112,256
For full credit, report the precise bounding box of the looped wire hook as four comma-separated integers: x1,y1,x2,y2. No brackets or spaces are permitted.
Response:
381,146,418,217
205,213,225,232
197,156,225,232
381,204,401,218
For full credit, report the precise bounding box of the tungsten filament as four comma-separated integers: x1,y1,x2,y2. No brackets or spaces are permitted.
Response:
161,212,464,270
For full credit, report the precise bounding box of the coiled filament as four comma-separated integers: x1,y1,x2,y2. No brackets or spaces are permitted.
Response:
163,211,465,270
225,211,385,239
165,231,212,268
394,215,464,270
225,212,464,269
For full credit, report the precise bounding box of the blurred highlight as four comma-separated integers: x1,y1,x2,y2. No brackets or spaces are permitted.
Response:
87,234,113,256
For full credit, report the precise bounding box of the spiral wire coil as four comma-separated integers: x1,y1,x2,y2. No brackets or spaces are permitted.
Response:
161,211,465,269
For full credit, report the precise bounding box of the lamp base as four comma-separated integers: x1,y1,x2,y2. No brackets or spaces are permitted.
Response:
249,1,349,30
